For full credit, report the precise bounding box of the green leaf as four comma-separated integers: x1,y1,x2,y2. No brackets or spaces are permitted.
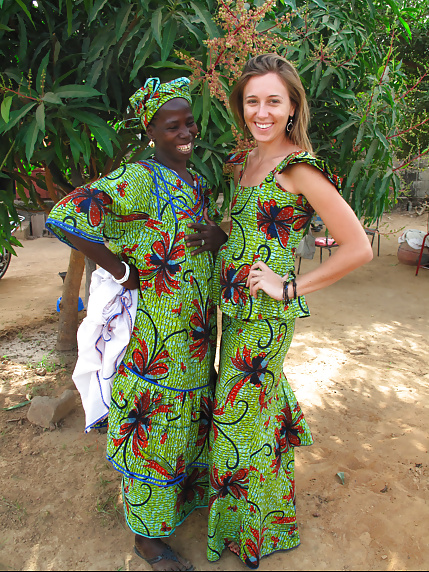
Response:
54,85,102,98
201,82,210,139
332,88,356,100
116,3,133,40
161,18,178,62
363,171,379,197
398,17,411,40
66,0,73,35
332,118,358,136
311,0,326,8
1,96,13,123
36,52,50,93
25,120,40,161
14,0,35,27
80,130,91,166
91,125,114,157
375,127,389,149
63,120,83,165
42,92,63,105
16,13,27,63
190,1,219,38
190,152,212,180
151,6,163,48
148,61,191,71
35,103,45,132
192,95,203,122
1,102,37,133
3,400,31,411
355,123,365,148
345,160,364,190
363,139,378,167
181,18,205,42
316,67,334,97
88,0,109,24
130,37,156,81
214,130,234,146
376,174,390,200
68,109,110,129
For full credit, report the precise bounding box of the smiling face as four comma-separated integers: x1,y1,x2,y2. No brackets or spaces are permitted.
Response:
146,98,198,163
243,72,296,144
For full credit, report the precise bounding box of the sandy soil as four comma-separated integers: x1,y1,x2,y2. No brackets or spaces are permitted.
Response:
0,212,428,571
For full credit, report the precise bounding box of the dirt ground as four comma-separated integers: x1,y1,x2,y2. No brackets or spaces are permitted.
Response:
0,212,428,572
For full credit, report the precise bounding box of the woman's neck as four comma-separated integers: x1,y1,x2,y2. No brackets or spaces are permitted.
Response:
253,135,297,163
152,152,192,185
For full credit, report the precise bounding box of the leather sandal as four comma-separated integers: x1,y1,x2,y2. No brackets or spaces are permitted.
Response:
134,544,195,571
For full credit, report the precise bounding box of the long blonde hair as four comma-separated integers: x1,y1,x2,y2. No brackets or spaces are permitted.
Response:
229,53,313,153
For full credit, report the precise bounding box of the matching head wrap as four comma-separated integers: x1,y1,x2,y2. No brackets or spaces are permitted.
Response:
129,77,192,129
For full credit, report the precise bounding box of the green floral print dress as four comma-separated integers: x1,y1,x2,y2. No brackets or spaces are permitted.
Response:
46,159,221,538
208,151,340,569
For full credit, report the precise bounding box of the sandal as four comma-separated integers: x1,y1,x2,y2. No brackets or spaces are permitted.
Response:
134,544,195,571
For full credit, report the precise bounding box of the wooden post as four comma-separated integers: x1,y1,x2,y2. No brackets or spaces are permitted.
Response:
84,257,96,308
56,248,85,351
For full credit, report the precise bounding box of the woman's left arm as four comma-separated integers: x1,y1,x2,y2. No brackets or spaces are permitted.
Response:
247,162,373,300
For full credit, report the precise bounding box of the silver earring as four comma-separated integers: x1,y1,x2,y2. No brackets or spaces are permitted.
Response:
286,118,293,132
148,139,155,148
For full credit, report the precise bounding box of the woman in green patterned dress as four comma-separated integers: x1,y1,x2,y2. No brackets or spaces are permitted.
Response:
207,54,373,568
46,77,226,571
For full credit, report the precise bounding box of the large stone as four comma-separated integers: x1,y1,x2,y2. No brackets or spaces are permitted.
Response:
26,390,77,429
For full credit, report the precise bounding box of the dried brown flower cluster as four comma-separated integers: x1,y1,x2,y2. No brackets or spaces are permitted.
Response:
177,0,291,153
178,0,291,108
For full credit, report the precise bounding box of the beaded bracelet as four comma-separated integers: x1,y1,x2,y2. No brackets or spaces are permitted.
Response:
283,280,291,305
292,278,297,299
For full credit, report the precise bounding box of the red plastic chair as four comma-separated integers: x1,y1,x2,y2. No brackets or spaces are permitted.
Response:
415,213,429,276
315,236,339,263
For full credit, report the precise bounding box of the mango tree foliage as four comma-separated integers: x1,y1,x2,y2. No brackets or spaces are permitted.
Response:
0,0,423,253
181,0,422,221
0,0,218,250
393,0,429,163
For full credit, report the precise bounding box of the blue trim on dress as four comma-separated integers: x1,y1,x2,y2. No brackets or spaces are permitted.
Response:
85,412,109,433
122,493,208,538
45,217,104,245
139,160,204,225
122,362,210,392
107,454,209,485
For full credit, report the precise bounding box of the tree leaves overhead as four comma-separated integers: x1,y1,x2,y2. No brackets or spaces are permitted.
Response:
0,0,424,251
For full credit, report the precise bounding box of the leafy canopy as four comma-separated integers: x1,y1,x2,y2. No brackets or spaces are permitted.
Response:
0,0,424,253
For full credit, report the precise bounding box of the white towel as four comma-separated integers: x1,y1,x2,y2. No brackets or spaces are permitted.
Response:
398,229,429,250
73,267,138,432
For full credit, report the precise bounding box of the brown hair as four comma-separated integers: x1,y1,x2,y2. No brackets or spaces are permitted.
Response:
229,53,313,153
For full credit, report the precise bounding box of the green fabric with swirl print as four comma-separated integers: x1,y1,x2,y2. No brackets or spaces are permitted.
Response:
47,159,220,537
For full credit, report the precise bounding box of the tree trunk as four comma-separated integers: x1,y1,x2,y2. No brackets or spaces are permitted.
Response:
84,256,96,308
56,248,85,351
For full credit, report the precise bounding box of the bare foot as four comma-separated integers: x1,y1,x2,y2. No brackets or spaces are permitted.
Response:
226,540,240,556
134,535,193,571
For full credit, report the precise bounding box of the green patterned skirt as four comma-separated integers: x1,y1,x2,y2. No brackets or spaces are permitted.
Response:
207,315,313,568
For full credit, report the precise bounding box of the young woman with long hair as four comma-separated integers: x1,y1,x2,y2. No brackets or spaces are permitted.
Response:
207,54,372,568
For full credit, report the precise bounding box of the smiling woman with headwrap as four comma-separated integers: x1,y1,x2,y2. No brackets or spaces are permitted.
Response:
46,77,227,571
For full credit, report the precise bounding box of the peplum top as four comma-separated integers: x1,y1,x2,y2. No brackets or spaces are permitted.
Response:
213,150,341,321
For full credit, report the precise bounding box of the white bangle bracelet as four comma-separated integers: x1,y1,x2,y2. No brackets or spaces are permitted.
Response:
112,261,130,284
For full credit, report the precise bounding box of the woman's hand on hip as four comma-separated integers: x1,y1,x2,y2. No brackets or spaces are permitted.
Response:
246,261,286,301
185,208,227,256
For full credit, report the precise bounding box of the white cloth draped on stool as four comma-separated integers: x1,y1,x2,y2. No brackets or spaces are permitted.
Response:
73,267,138,432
